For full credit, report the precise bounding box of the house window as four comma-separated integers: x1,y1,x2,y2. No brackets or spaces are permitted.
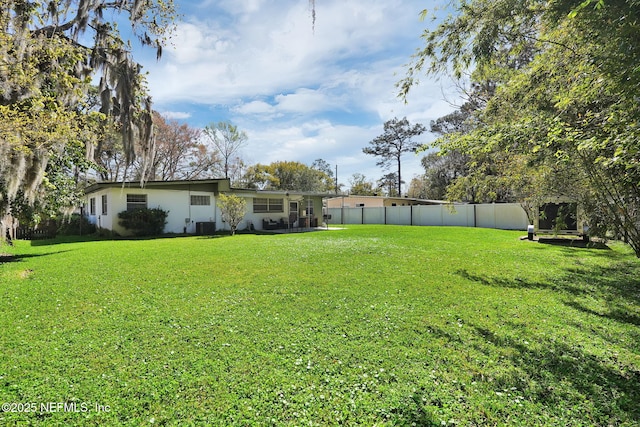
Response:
269,198,283,212
126,194,147,211
253,198,268,212
306,199,314,215
190,195,211,206
101,195,108,215
253,198,284,213
89,197,96,215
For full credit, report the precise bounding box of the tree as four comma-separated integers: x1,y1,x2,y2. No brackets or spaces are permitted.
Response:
94,124,131,182
400,0,640,256
227,157,248,187
94,113,221,182
147,113,220,181
243,161,333,192
421,151,470,201
377,173,400,197
1,0,176,237
363,117,426,196
202,121,248,180
407,176,429,199
217,194,247,236
311,159,336,193
348,173,377,196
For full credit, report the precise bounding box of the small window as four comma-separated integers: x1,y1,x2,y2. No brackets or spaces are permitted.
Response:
89,197,96,215
269,198,284,212
306,199,314,215
101,195,108,215
253,198,268,213
253,198,283,213
190,195,211,206
126,194,147,211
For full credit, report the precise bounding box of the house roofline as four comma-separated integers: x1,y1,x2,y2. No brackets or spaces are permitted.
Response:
84,179,334,198
84,178,231,195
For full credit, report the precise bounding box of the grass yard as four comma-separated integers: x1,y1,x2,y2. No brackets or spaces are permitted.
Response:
0,225,639,426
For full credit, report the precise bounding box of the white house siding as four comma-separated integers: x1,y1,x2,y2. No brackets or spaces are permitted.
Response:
86,189,116,231
87,188,218,235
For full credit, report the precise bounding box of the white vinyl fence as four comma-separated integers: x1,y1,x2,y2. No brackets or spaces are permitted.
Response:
326,203,528,230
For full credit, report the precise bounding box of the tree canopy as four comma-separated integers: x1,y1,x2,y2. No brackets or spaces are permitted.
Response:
1,0,176,230
401,0,640,256
242,161,334,193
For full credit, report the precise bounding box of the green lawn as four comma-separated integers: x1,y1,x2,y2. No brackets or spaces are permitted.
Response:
1,226,639,426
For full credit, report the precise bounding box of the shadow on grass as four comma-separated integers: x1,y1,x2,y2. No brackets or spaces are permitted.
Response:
0,250,73,264
537,237,610,250
29,233,203,246
470,324,640,423
391,318,640,425
455,268,585,295
29,230,284,246
389,390,442,427
564,300,640,327
457,258,640,307
442,260,640,423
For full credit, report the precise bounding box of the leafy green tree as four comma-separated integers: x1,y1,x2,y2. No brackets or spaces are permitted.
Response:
348,173,377,196
311,159,336,192
243,161,332,192
401,0,640,256
407,176,429,199
217,194,247,236
420,151,470,201
363,117,426,196
1,0,176,237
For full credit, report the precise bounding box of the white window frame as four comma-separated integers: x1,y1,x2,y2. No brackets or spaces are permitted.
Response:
253,198,284,213
190,195,211,206
126,194,147,211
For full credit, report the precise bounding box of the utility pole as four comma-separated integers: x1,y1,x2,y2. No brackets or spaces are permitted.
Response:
335,164,338,195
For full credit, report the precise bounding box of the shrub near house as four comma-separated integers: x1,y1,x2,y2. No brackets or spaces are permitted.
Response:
118,208,168,236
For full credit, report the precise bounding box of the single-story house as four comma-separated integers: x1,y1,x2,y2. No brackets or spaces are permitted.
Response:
83,179,329,235
325,195,447,209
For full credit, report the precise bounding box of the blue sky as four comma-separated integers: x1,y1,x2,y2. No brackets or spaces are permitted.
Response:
135,0,460,191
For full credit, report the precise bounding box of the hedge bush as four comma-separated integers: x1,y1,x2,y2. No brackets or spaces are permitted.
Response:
118,208,168,236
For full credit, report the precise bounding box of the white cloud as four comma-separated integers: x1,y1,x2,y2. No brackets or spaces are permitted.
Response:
145,0,427,104
160,111,192,120
140,0,461,192
232,100,276,116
